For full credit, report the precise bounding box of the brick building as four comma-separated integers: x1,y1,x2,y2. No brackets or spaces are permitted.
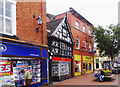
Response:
47,7,94,77
0,0,48,86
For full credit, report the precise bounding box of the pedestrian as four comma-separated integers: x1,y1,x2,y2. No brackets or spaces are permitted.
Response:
25,67,32,87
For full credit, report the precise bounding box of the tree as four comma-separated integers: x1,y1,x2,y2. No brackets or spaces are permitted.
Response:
92,24,120,61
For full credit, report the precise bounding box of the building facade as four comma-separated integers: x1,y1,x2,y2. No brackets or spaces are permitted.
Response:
0,0,48,86
47,7,94,77
94,42,110,70
47,16,74,83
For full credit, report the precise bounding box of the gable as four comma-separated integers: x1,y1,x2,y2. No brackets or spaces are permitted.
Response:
51,17,74,44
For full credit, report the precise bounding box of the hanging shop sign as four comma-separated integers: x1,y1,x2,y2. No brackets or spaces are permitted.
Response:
0,43,41,57
0,61,12,76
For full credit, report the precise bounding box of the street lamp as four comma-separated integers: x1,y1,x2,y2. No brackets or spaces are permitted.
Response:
33,14,43,33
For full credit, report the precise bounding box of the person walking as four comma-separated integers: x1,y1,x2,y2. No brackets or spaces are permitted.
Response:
25,67,32,87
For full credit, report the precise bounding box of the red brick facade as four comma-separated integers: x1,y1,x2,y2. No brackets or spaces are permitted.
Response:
53,9,94,76
16,1,47,47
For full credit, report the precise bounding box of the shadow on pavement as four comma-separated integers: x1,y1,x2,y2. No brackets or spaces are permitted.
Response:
93,78,116,82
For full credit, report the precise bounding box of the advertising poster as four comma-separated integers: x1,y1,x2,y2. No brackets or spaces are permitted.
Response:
0,61,15,86
0,61,12,76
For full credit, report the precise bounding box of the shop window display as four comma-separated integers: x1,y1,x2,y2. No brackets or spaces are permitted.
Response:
75,61,81,72
0,57,41,86
52,61,70,79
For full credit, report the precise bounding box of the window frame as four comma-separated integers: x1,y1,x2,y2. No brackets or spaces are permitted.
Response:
88,29,91,36
76,38,80,49
0,0,16,35
89,43,92,52
83,25,86,33
75,21,79,30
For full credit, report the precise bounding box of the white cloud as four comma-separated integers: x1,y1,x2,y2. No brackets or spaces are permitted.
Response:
46,0,119,27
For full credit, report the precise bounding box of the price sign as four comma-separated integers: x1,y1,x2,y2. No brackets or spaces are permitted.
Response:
0,61,12,76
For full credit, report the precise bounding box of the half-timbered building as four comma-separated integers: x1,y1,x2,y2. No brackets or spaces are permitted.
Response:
47,16,74,83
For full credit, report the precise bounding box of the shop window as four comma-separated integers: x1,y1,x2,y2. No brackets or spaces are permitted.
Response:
75,61,81,72
0,0,16,35
52,61,70,76
0,57,41,86
96,59,99,69
76,38,80,49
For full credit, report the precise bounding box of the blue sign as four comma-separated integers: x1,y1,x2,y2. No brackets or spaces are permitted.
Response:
42,50,47,58
0,43,41,57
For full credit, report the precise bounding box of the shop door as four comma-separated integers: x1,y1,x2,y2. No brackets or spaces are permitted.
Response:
42,59,48,84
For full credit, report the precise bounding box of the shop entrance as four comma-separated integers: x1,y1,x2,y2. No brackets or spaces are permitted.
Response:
83,61,93,73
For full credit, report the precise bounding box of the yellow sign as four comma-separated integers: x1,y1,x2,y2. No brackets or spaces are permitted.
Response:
83,56,93,61
74,55,81,61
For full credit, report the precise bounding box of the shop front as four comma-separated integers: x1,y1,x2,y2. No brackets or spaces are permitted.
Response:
52,57,71,82
74,55,81,76
83,56,93,74
0,41,48,87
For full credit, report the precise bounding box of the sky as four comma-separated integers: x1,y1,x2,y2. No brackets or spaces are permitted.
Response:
46,0,119,27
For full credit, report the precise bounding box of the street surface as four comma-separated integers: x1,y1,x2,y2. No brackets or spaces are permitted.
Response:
43,73,119,87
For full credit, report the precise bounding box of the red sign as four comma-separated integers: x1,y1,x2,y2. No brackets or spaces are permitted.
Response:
53,57,71,62
0,61,12,76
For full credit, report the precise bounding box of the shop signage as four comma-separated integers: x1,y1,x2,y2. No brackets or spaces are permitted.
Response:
0,61,12,76
0,44,7,52
83,56,93,61
0,43,41,57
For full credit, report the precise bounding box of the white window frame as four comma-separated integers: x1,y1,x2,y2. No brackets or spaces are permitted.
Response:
0,0,16,35
76,38,80,49
75,21,79,29
83,26,86,33
88,29,91,36
89,43,92,52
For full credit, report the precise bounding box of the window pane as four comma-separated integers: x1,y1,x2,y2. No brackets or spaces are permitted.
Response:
83,26,85,33
0,7,3,15
6,1,11,9
0,16,4,33
5,2,11,17
6,18,12,34
6,9,11,17
75,21,79,29
0,0,3,7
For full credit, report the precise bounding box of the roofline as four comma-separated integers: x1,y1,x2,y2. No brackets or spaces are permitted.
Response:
69,7,93,26
54,7,93,26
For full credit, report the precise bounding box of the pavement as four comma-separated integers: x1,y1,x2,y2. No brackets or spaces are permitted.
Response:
42,73,119,87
